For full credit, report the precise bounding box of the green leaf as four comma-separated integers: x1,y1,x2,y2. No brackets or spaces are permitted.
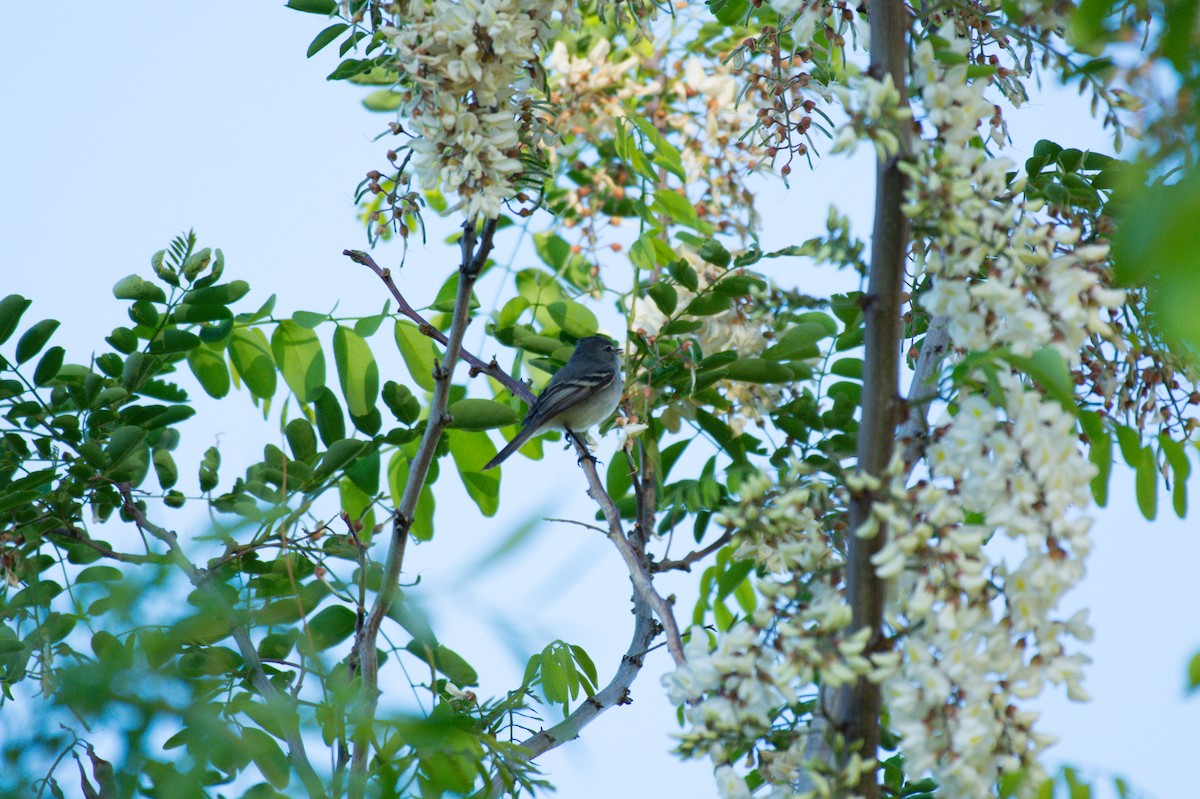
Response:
185,280,250,305
430,273,480,313
447,430,500,516
77,566,123,583
345,447,380,495
1079,411,1111,506
707,0,750,24
382,381,421,424
667,259,699,292
271,321,326,403
652,190,701,229
313,439,367,483
112,274,167,303
327,58,375,81
447,399,518,431
291,310,327,329
406,641,479,688
716,559,755,600
333,326,379,417
106,426,150,484
242,727,290,789
313,387,346,446
685,293,732,316
149,329,202,355
661,319,703,336
286,419,318,463
0,295,32,345
362,89,404,112
1135,445,1157,520
722,359,794,383
15,319,59,364
307,22,349,57
307,605,356,650
32,346,64,385
1114,423,1142,466
1112,171,1200,349
1159,434,1190,518
199,446,220,492
1188,651,1200,694
547,301,598,338
387,451,435,540
229,328,277,400
647,283,677,315
1002,348,1076,410
153,449,178,490
286,0,336,13
764,323,830,360
394,320,437,392
188,346,231,399
698,239,732,268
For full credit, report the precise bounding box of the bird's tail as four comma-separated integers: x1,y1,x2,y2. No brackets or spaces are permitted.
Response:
481,424,540,471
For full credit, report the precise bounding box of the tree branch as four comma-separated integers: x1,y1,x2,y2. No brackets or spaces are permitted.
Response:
45,526,155,564
568,433,685,667
485,588,657,799
834,4,912,796
349,218,498,797
115,486,326,799
650,529,734,574
344,247,532,404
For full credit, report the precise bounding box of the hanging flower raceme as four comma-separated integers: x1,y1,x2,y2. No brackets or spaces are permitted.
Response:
380,0,572,219
872,27,1126,796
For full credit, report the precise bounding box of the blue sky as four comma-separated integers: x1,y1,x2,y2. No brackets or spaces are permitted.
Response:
1,5,1197,798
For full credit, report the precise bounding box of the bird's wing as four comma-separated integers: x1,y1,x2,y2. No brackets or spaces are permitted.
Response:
526,366,618,425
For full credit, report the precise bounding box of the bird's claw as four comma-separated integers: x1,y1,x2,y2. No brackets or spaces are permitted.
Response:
576,451,602,467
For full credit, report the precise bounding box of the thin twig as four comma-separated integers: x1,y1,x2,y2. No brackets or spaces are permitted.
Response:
651,529,734,573
45,527,155,564
348,218,499,797
544,517,608,534
115,485,326,799
344,247,533,404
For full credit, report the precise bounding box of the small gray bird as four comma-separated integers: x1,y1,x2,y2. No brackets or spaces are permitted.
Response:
482,335,623,471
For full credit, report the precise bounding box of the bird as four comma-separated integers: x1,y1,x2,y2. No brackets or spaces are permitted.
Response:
482,335,624,471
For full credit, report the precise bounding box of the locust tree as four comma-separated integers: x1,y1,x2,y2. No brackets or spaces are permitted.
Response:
1,1,1197,798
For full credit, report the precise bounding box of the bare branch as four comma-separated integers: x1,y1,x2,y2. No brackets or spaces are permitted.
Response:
115,486,326,799
349,218,499,797
651,529,734,574
544,517,608,534
45,526,154,564
568,434,685,666
344,247,533,404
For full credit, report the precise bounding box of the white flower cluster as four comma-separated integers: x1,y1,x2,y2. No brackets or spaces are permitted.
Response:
904,33,1125,364
870,378,1096,794
382,0,570,219
664,475,887,798
632,248,779,436
831,73,911,161
867,29,1126,796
